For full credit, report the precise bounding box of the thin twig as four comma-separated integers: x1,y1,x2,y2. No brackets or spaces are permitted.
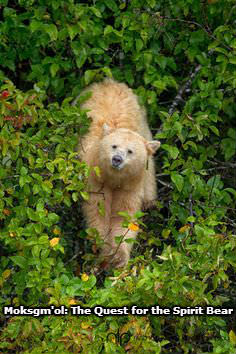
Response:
89,191,105,195
160,16,232,51
211,160,236,169
110,228,130,263
156,173,169,177
93,228,131,276
158,179,173,189
202,166,235,172
189,193,194,228
168,63,202,116
197,201,236,212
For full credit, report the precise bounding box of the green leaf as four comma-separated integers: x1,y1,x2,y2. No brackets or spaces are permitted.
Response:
102,67,112,77
34,223,43,234
84,70,96,85
162,144,179,159
124,69,134,85
80,191,89,201
117,211,131,220
136,38,143,51
147,0,156,8
32,245,40,258
44,24,58,41
11,256,27,269
48,213,59,224
38,235,49,244
156,55,167,70
20,166,28,176
50,63,59,78
104,25,113,36
46,162,55,173
228,128,236,139
90,7,102,18
171,172,184,192
104,0,119,12
94,166,101,177
190,30,205,44
224,188,236,198
72,192,78,202
187,216,196,223
134,211,146,219
229,57,236,64
19,175,26,187
67,25,79,41
114,235,123,244
152,80,166,91
209,125,219,136
229,330,236,345
221,137,236,160
98,200,105,217
27,208,39,222
76,48,87,69
82,274,96,290
30,20,41,32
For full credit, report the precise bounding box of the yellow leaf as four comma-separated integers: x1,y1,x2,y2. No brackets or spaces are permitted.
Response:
179,225,190,233
81,322,90,329
69,298,77,305
6,188,13,194
2,269,11,279
229,330,236,345
3,209,11,216
9,232,16,237
53,227,61,235
50,237,59,247
81,273,89,282
128,223,139,232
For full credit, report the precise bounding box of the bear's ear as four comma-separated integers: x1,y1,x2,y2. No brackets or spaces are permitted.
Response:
102,123,113,136
146,140,161,155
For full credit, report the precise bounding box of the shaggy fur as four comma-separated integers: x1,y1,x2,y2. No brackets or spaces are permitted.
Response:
79,79,160,268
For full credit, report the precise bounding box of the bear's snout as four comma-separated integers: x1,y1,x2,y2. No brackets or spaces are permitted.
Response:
112,155,123,168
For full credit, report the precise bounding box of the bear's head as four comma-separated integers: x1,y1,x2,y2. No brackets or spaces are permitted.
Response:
98,124,160,184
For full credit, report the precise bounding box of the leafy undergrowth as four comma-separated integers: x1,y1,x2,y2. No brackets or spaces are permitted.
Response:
0,0,236,353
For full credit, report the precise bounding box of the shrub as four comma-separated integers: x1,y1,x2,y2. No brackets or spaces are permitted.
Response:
0,0,235,353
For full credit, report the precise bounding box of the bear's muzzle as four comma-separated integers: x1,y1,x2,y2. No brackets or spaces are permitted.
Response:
112,155,123,169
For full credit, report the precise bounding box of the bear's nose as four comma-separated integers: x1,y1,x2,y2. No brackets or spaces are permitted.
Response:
112,155,123,168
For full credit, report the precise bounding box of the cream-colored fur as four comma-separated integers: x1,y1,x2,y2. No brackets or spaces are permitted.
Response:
79,79,160,268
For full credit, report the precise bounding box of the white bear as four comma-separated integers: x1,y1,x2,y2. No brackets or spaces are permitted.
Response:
79,79,160,268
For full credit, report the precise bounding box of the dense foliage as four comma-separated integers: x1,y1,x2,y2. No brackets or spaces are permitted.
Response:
0,0,235,353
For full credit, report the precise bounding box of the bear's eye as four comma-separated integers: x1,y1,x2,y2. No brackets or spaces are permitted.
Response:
112,145,117,149
128,149,133,154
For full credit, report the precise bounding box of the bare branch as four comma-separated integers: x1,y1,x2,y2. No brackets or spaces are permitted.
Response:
168,63,202,116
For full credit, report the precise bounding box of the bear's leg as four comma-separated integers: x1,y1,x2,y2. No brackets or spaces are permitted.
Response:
143,158,157,210
107,216,137,268
102,189,142,268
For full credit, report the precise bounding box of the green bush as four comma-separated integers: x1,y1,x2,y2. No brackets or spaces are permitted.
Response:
0,0,236,353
